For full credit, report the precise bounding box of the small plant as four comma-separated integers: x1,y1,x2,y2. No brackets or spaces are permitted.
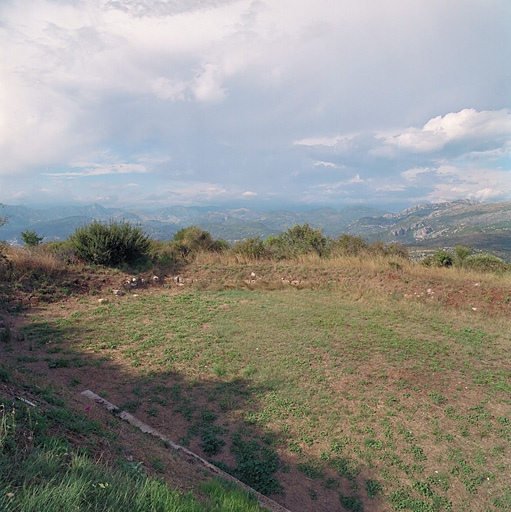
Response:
366,479,382,498
200,426,226,456
339,492,364,511
229,432,282,495
421,250,453,267
297,461,324,479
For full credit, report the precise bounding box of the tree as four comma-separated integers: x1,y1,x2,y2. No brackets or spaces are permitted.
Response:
21,230,44,247
454,245,472,267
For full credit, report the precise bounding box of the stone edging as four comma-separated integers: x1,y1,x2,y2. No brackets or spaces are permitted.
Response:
81,390,292,512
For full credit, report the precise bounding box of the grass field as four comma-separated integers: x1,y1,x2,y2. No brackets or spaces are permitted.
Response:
2,255,511,511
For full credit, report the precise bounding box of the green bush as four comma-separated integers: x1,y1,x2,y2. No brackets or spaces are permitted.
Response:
265,223,327,259
173,226,228,257
21,230,44,247
232,237,267,259
149,240,180,268
421,250,453,267
69,221,150,267
384,242,409,259
464,253,508,273
454,245,472,267
331,234,368,256
46,240,81,265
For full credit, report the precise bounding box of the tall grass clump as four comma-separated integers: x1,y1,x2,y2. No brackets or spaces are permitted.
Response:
69,220,151,267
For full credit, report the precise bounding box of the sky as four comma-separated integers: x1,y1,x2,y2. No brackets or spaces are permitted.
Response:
1,0,510,211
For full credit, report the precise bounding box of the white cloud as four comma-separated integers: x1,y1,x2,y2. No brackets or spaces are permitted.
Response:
1,0,510,208
314,161,337,168
44,162,148,178
401,167,434,181
383,109,511,153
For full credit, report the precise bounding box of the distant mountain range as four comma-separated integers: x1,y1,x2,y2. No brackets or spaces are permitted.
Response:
1,200,510,260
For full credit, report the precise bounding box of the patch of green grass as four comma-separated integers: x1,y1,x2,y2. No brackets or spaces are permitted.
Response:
339,492,363,511
366,479,382,498
221,432,282,496
296,460,324,480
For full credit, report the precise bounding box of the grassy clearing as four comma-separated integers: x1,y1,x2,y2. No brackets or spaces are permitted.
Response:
10,255,511,511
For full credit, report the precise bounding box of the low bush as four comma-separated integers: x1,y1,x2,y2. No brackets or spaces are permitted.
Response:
454,245,473,267
421,250,453,267
173,227,228,258
232,237,267,259
20,230,44,247
69,221,151,267
463,253,508,273
265,223,327,259
149,240,181,269
331,234,367,256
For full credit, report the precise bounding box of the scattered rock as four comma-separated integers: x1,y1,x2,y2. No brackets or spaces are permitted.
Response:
98,298,109,304
113,289,125,296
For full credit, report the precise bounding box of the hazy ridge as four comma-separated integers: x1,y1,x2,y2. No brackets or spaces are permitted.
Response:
1,200,510,259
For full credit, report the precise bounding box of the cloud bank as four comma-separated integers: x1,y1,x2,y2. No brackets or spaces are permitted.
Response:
0,0,509,208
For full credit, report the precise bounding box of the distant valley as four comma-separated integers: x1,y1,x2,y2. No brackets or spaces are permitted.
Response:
1,200,510,260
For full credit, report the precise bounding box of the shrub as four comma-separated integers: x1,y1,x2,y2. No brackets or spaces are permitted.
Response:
265,223,327,259
149,240,180,268
421,250,453,267
46,240,81,265
464,253,508,273
384,242,409,259
232,237,267,259
21,230,44,247
331,234,368,256
173,226,228,257
69,221,150,267
454,245,472,267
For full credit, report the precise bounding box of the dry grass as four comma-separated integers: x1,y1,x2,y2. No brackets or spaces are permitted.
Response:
3,245,65,275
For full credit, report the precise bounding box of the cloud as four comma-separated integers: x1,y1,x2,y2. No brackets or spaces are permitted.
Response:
1,1,510,208
44,162,149,178
382,109,511,154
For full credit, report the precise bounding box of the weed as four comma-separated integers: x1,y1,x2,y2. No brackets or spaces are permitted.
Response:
296,461,324,480
228,432,282,495
121,400,142,413
339,492,363,511
366,479,382,498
